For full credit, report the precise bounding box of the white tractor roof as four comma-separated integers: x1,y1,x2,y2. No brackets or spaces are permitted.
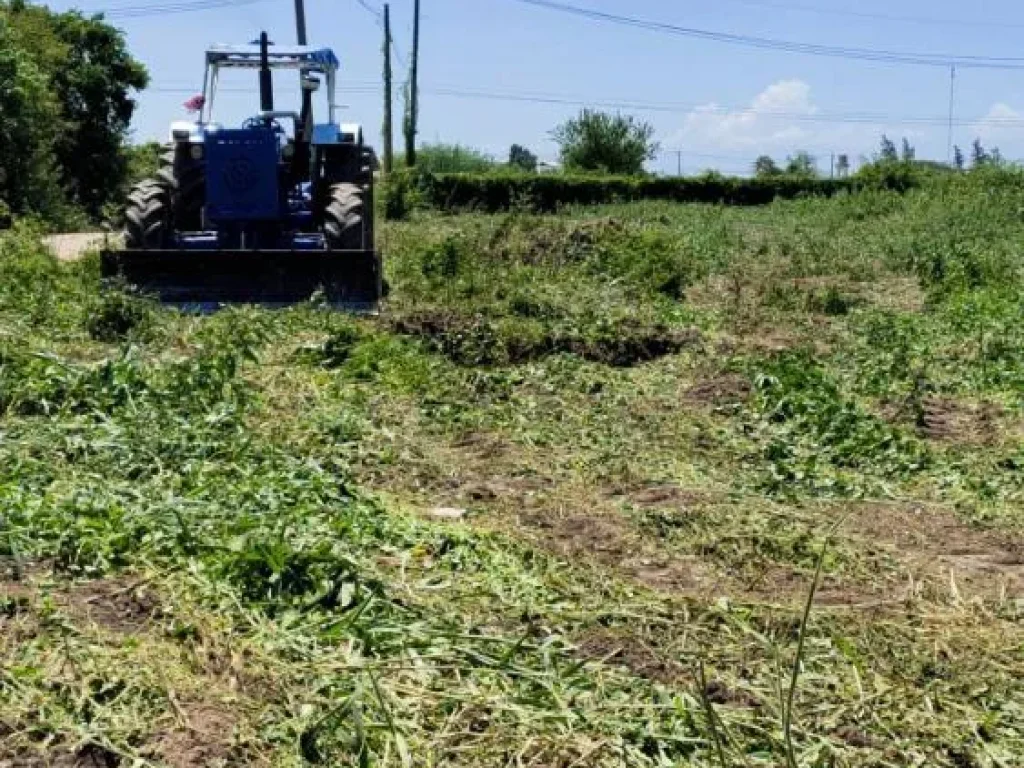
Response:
205,44,339,72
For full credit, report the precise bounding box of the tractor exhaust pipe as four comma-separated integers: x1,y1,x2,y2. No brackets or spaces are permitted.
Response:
259,31,274,113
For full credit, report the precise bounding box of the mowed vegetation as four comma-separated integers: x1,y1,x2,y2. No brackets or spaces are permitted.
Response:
2,170,1024,767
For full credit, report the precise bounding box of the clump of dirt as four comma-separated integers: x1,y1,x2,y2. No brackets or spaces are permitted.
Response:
684,373,752,409
519,511,632,564
450,432,511,460
833,725,879,749
703,680,762,709
574,628,681,685
389,310,702,367
489,216,624,266
607,482,717,509
61,578,162,635
916,396,1002,446
0,741,121,767
150,702,238,768
517,507,712,594
843,502,1024,597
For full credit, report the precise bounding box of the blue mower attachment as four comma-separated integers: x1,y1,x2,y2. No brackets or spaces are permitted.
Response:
100,248,381,311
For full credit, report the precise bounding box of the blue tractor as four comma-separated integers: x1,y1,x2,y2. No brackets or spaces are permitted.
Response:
102,32,380,308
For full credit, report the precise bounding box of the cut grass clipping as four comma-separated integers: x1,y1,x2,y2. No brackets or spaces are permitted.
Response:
2,168,1024,766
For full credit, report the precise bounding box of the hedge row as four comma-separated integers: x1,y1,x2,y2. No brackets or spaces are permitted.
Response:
411,171,863,213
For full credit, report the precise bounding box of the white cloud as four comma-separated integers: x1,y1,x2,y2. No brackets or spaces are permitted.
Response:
971,102,1024,146
664,80,929,172
671,79,818,152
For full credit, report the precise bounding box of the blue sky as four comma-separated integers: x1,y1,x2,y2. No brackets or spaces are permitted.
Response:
46,0,1024,174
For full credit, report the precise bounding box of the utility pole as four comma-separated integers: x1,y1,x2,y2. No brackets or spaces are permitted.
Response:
293,0,307,43
675,150,682,177
947,65,957,165
382,3,394,174
830,152,835,179
294,0,312,146
405,0,420,167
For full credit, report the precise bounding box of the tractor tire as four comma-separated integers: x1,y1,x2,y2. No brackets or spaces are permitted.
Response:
124,178,172,249
157,143,205,230
324,182,373,251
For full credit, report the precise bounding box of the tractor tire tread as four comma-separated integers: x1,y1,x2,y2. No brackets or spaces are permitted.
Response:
124,178,171,249
324,182,371,251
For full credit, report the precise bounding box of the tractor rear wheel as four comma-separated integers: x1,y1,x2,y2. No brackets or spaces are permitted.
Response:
324,182,372,251
157,143,205,230
124,179,172,249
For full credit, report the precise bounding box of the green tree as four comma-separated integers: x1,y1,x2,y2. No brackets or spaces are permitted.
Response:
972,138,989,168
4,2,147,218
552,110,658,175
879,135,898,162
901,138,916,162
953,145,965,170
509,144,538,172
785,151,817,178
124,141,163,187
398,143,494,173
0,17,62,216
753,155,781,178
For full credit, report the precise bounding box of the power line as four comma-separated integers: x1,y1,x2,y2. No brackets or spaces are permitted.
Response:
503,0,1024,70
705,0,1024,30
419,85,1024,128
148,80,1024,128
354,0,382,20
350,0,406,65
103,0,270,18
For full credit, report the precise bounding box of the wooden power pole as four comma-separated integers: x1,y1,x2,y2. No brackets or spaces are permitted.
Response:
382,3,394,174
405,0,420,167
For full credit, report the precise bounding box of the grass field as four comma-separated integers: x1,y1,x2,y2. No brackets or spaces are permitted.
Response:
1,171,1023,766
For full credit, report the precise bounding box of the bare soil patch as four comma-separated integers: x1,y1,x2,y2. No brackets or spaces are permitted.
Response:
842,501,1024,597
60,578,162,635
150,702,238,768
0,742,121,768
574,628,682,685
917,396,1003,446
0,568,161,636
683,373,752,409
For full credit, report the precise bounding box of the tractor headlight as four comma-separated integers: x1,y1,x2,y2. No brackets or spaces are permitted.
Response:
190,144,204,161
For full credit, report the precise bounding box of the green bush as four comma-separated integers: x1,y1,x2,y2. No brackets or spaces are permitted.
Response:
413,171,864,213
400,142,495,174
86,291,155,342
382,171,413,221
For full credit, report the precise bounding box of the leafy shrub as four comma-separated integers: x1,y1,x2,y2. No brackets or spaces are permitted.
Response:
748,351,929,496
87,291,154,342
401,142,495,174
382,170,413,221
805,285,859,316
420,236,471,280
414,171,865,213
319,324,363,367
